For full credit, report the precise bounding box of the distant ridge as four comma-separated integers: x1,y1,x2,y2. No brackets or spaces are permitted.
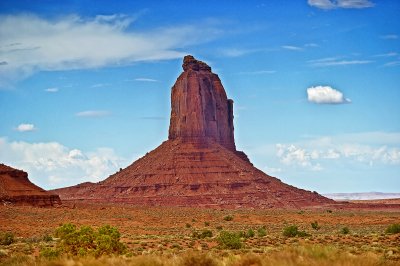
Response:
324,192,400,201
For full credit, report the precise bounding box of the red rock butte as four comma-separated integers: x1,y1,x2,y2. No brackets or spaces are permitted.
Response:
54,55,334,208
0,163,61,207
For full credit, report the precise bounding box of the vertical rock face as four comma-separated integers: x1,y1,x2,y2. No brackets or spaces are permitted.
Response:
0,163,61,207
169,55,236,151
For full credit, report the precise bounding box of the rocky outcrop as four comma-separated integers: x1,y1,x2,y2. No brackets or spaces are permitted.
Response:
0,164,61,207
54,55,335,209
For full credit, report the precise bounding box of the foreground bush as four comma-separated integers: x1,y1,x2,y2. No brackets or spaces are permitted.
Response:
217,231,243,249
41,223,126,258
385,223,400,234
0,231,14,245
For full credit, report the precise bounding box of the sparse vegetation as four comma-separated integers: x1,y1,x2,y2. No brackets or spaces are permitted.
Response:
341,226,350,235
283,225,309,237
192,229,213,239
385,223,400,234
311,221,320,230
257,226,267,237
223,215,233,221
1,204,400,265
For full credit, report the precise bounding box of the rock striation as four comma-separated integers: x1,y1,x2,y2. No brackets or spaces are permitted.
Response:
54,55,334,208
0,163,61,207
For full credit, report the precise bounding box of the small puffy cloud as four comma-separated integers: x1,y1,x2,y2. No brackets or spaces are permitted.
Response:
307,85,351,104
308,0,374,9
0,137,128,189
45,87,58,92
15,123,36,132
75,110,111,117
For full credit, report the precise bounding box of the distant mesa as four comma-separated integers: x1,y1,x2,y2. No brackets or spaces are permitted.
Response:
0,163,61,207
54,55,334,208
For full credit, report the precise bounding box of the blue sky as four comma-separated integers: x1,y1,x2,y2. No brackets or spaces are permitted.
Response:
0,0,399,193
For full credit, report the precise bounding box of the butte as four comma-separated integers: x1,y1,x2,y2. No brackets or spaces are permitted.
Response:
0,163,61,207
54,56,334,208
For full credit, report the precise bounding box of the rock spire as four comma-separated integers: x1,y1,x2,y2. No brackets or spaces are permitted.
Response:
169,55,235,151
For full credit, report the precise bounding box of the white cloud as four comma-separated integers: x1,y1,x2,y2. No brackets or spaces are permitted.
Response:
135,78,159,82
382,61,400,67
91,83,110,88
308,57,372,67
380,34,398,40
0,14,221,87
15,123,36,132
282,45,303,51
75,110,111,117
0,137,128,189
307,85,351,104
276,144,323,171
374,52,398,57
305,43,319,48
45,87,58,92
238,70,276,75
308,0,374,9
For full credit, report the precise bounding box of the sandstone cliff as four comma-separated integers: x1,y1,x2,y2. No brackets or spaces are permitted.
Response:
0,164,61,207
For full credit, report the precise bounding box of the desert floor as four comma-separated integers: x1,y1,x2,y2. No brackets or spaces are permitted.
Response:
1,202,400,265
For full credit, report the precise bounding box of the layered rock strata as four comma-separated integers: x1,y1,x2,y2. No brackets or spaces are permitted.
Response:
0,164,61,207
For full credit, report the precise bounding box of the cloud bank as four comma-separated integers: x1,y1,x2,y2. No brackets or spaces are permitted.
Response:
276,133,400,171
0,14,221,87
308,0,374,10
0,137,128,189
307,85,351,104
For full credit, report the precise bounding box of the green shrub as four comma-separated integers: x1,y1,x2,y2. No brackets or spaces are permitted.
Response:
311,221,320,230
257,227,267,237
40,247,60,259
283,225,309,237
217,231,243,249
185,223,192,228
216,226,223,231
192,229,213,239
341,227,350,235
204,221,210,227
42,234,53,242
223,215,233,221
385,223,400,234
239,229,255,238
0,231,15,245
50,223,126,257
